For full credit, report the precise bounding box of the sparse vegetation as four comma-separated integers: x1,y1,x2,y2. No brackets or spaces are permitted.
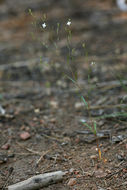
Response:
0,1,127,189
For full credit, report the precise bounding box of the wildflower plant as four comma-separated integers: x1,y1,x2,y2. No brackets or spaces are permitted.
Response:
28,10,102,160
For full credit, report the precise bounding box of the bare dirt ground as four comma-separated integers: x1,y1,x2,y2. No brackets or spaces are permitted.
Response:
0,0,127,189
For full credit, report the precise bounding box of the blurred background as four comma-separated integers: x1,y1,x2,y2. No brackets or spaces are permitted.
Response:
0,0,127,81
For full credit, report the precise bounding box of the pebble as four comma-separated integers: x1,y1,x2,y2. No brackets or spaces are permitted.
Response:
50,100,58,108
67,178,77,186
1,143,10,150
75,102,84,109
20,132,31,140
90,155,98,160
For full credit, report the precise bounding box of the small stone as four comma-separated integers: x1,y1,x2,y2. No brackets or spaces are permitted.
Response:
20,132,31,140
112,135,124,143
1,143,10,150
90,155,97,159
26,127,30,131
34,108,40,113
67,178,77,186
94,169,107,178
56,80,67,88
33,117,38,121
50,118,56,123
117,154,125,161
0,154,8,164
50,101,58,108
76,174,82,178
75,102,84,109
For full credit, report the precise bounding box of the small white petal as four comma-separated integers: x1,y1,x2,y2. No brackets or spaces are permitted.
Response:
0,105,6,115
80,118,87,123
67,21,71,26
42,23,46,28
91,61,95,65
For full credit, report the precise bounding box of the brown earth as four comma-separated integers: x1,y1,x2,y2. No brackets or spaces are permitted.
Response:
0,0,127,189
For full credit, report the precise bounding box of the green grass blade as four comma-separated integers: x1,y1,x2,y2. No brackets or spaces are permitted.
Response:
81,95,88,108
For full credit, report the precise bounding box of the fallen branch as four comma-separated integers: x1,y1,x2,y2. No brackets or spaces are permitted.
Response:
8,171,66,190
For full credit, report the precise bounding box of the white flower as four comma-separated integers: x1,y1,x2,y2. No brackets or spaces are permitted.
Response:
91,61,95,65
67,20,71,26
42,23,46,28
116,0,127,11
0,105,6,115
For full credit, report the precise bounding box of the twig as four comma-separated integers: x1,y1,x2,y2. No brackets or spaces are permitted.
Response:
41,134,64,142
87,104,127,110
105,166,126,179
8,171,66,190
16,142,42,155
35,150,50,167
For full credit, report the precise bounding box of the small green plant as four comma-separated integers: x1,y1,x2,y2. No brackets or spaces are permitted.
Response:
29,10,101,159
82,121,102,160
